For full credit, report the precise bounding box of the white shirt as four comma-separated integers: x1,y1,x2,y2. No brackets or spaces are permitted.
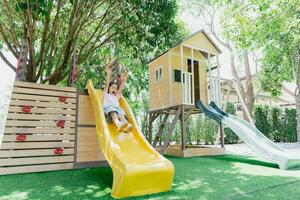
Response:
103,92,120,108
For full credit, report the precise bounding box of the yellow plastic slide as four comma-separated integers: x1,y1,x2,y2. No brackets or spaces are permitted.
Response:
86,80,174,198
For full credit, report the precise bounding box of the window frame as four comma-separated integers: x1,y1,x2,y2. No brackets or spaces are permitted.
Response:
154,65,163,82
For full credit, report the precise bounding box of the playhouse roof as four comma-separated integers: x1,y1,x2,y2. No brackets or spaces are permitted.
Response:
148,29,222,64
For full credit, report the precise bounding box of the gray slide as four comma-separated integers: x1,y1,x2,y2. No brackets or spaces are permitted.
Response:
196,100,300,170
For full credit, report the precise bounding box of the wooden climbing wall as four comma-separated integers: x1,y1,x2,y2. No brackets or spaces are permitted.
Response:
0,81,77,175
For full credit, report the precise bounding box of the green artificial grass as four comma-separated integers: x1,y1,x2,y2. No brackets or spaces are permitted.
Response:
1,154,300,200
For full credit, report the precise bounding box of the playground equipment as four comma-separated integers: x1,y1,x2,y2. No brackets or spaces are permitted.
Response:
86,80,174,198
197,101,300,170
148,30,225,157
0,80,174,198
0,81,107,175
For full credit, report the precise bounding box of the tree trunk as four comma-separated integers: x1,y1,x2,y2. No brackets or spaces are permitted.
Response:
15,36,28,81
230,50,255,124
244,51,254,120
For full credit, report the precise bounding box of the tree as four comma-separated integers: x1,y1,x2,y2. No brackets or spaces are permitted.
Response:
0,0,181,84
219,0,300,140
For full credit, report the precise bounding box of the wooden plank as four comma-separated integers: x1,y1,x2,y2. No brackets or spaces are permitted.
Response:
2,134,75,142
7,113,75,121
77,140,99,147
77,135,98,142
0,149,74,158
5,121,75,127
11,93,77,103
0,155,74,166
10,100,76,109
76,152,105,162
9,106,76,115
160,106,181,154
4,127,75,134
152,114,169,147
0,163,74,175
13,87,76,98
181,105,187,150
76,145,100,152
183,147,226,157
1,142,74,149
78,95,95,125
77,127,97,135
14,81,76,92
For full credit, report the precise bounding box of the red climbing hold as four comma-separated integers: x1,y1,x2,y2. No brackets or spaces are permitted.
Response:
56,120,65,128
21,105,31,113
54,147,64,155
59,96,67,103
16,134,27,142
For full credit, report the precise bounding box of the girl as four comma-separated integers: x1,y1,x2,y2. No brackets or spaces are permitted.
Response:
103,66,133,132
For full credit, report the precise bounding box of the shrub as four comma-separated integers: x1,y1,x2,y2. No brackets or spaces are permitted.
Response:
281,108,297,142
270,107,282,142
224,102,240,144
254,105,271,137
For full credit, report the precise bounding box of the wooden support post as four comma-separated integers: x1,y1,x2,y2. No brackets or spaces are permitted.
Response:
148,113,159,142
153,114,169,147
160,106,181,154
181,105,186,150
191,48,195,105
217,55,221,106
180,45,184,104
148,114,153,143
220,122,225,148
184,108,194,121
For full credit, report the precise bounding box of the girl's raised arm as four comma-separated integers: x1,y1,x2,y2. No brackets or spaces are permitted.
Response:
103,66,112,94
117,70,128,98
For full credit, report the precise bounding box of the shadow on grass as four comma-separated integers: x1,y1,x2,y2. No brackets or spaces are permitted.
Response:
210,154,279,169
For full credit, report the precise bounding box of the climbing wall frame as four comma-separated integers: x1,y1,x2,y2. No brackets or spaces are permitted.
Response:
0,81,77,175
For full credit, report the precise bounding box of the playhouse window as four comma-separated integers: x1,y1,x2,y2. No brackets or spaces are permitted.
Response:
174,69,181,82
155,65,163,82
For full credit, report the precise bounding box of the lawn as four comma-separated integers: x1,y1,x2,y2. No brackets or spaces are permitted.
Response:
1,155,300,200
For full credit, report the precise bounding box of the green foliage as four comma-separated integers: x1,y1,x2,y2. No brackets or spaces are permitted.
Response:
254,105,271,138
281,108,297,142
224,103,239,144
192,115,218,145
270,107,282,142
0,0,184,85
254,105,297,142
220,0,300,96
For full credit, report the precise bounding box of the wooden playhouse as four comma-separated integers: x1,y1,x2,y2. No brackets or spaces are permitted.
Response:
148,30,226,157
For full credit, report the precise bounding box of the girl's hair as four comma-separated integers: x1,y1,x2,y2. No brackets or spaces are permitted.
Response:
108,81,119,91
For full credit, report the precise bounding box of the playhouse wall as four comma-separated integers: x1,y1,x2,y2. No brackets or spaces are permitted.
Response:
182,32,219,55
169,46,208,106
149,52,170,111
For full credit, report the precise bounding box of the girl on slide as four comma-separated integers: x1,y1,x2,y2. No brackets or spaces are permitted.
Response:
103,65,133,132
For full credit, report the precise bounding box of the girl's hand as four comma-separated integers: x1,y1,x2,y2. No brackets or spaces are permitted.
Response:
120,70,128,82
106,66,112,74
